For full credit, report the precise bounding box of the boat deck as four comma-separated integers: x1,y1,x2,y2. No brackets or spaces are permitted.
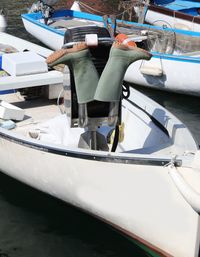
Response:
0,92,61,137
0,91,185,156
49,17,103,31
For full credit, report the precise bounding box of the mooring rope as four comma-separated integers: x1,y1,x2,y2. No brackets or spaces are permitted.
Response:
78,0,142,19
78,1,105,15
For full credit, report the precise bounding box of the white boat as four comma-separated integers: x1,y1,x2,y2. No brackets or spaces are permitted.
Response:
0,27,200,257
21,1,200,97
141,0,200,33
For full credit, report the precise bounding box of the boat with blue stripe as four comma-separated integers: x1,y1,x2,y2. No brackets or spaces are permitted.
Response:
143,0,200,32
22,1,200,97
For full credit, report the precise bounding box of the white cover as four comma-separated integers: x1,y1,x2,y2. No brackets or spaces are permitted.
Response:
2,51,48,76
0,101,25,121
30,114,84,147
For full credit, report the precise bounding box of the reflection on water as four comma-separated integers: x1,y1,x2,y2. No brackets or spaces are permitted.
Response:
0,0,200,256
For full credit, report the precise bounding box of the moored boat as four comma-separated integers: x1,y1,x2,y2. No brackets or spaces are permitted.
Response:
0,27,200,257
21,1,200,97
142,0,200,32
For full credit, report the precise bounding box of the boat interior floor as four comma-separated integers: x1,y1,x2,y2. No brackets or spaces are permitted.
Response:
1,92,61,134
0,92,184,156
49,18,103,29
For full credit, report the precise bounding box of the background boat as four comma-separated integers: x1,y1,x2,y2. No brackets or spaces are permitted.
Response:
21,3,200,97
143,0,200,32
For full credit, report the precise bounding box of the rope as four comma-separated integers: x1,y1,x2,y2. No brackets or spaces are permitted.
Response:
78,1,105,15
118,1,137,20
78,0,142,19
191,15,195,31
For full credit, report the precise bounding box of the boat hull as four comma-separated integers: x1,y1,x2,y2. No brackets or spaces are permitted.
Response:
0,128,199,257
22,17,64,50
125,54,200,96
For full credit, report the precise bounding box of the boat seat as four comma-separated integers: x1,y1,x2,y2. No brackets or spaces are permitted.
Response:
49,19,96,29
63,26,121,151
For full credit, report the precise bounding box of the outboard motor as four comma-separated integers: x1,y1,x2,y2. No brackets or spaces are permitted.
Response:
63,26,121,151
0,10,7,32
29,0,60,24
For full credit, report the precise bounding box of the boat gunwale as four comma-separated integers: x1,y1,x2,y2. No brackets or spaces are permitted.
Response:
21,8,200,37
0,128,182,167
21,10,200,61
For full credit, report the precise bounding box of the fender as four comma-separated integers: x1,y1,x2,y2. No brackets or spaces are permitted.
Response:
169,165,200,213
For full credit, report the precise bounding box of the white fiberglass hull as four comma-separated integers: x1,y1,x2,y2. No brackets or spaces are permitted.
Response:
0,131,199,257
145,8,200,32
0,87,199,257
0,32,53,57
125,55,200,97
22,18,64,50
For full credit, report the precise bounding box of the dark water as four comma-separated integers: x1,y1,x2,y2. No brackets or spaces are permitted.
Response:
0,1,200,257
